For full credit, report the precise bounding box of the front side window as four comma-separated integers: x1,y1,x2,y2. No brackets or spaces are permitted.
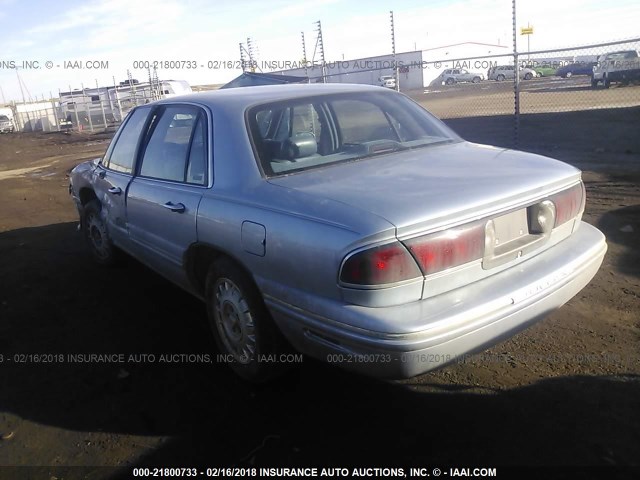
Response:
248,91,457,177
105,106,151,174
139,106,207,185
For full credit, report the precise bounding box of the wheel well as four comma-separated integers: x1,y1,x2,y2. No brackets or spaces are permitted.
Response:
79,188,98,206
185,244,255,297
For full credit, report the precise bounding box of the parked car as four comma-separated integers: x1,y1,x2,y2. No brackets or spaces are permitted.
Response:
555,62,597,78
69,84,606,382
378,75,396,89
532,66,557,77
59,116,73,131
437,68,484,85
0,115,14,133
487,65,535,81
592,50,640,88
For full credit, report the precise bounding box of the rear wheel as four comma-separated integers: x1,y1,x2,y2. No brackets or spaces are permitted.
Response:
472,77,481,83
205,258,287,383
82,200,118,266
524,72,533,80
565,71,573,78
445,77,455,85
496,74,505,82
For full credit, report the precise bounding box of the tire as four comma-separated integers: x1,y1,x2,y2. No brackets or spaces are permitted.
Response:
565,72,573,78
524,72,533,80
82,200,119,266
496,74,505,82
591,78,599,88
603,76,610,89
445,77,455,85
472,77,481,83
205,258,288,383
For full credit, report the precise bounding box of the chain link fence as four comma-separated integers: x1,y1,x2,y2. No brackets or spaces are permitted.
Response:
2,37,638,155
3,78,171,134
406,37,640,154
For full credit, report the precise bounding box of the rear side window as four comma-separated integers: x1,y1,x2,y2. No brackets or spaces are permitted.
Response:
105,107,151,174
332,100,395,144
139,106,207,185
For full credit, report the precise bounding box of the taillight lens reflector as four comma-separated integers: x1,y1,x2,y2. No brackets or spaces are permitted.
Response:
340,242,422,286
404,222,485,275
551,183,584,227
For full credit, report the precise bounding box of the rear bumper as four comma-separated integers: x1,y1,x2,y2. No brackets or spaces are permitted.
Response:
266,222,606,378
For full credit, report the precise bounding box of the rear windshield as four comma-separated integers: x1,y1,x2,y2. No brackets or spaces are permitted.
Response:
247,91,458,176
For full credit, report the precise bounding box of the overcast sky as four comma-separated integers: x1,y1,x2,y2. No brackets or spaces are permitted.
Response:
1,0,639,101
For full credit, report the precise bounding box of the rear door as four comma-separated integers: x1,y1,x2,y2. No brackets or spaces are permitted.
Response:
126,104,210,287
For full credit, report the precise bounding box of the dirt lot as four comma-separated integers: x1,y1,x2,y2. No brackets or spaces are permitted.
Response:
0,104,639,479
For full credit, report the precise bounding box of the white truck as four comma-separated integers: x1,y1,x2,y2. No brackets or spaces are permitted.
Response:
592,50,640,88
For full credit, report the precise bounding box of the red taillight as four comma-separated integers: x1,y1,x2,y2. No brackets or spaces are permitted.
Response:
551,183,584,227
404,222,485,275
340,242,422,286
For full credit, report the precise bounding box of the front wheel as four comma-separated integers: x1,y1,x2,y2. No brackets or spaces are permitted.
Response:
496,74,505,82
472,77,481,83
591,78,599,88
524,72,533,80
445,77,455,85
82,200,119,266
205,258,288,383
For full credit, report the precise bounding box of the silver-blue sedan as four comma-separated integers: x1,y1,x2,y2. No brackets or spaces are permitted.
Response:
69,84,607,382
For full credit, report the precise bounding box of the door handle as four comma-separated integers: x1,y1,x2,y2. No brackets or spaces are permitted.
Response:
163,202,185,213
108,187,122,195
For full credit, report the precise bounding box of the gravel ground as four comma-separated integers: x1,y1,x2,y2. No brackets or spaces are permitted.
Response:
0,102,638,479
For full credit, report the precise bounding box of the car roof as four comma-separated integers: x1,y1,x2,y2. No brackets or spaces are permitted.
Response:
158,83,390,112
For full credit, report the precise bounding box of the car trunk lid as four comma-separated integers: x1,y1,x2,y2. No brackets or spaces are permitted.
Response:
267,141,582,239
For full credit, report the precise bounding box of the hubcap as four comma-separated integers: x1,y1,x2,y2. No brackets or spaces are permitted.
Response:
86,213,109,259
214,278,256,364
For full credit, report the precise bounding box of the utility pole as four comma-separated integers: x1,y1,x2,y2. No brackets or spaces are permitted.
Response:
313,20,326,83
512,0,520,147
96,79,107,129
247,37,260,72
15,68,26,104
239,42,246,72
147,67,153,101
81,82,94,132
68,84,80,130
112,76,123,122
390,10,399,91
301,31,309,82
50,90,60,131
15,68,31,129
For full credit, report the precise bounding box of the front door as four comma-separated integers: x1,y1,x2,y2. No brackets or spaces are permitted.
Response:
93,106,152,247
